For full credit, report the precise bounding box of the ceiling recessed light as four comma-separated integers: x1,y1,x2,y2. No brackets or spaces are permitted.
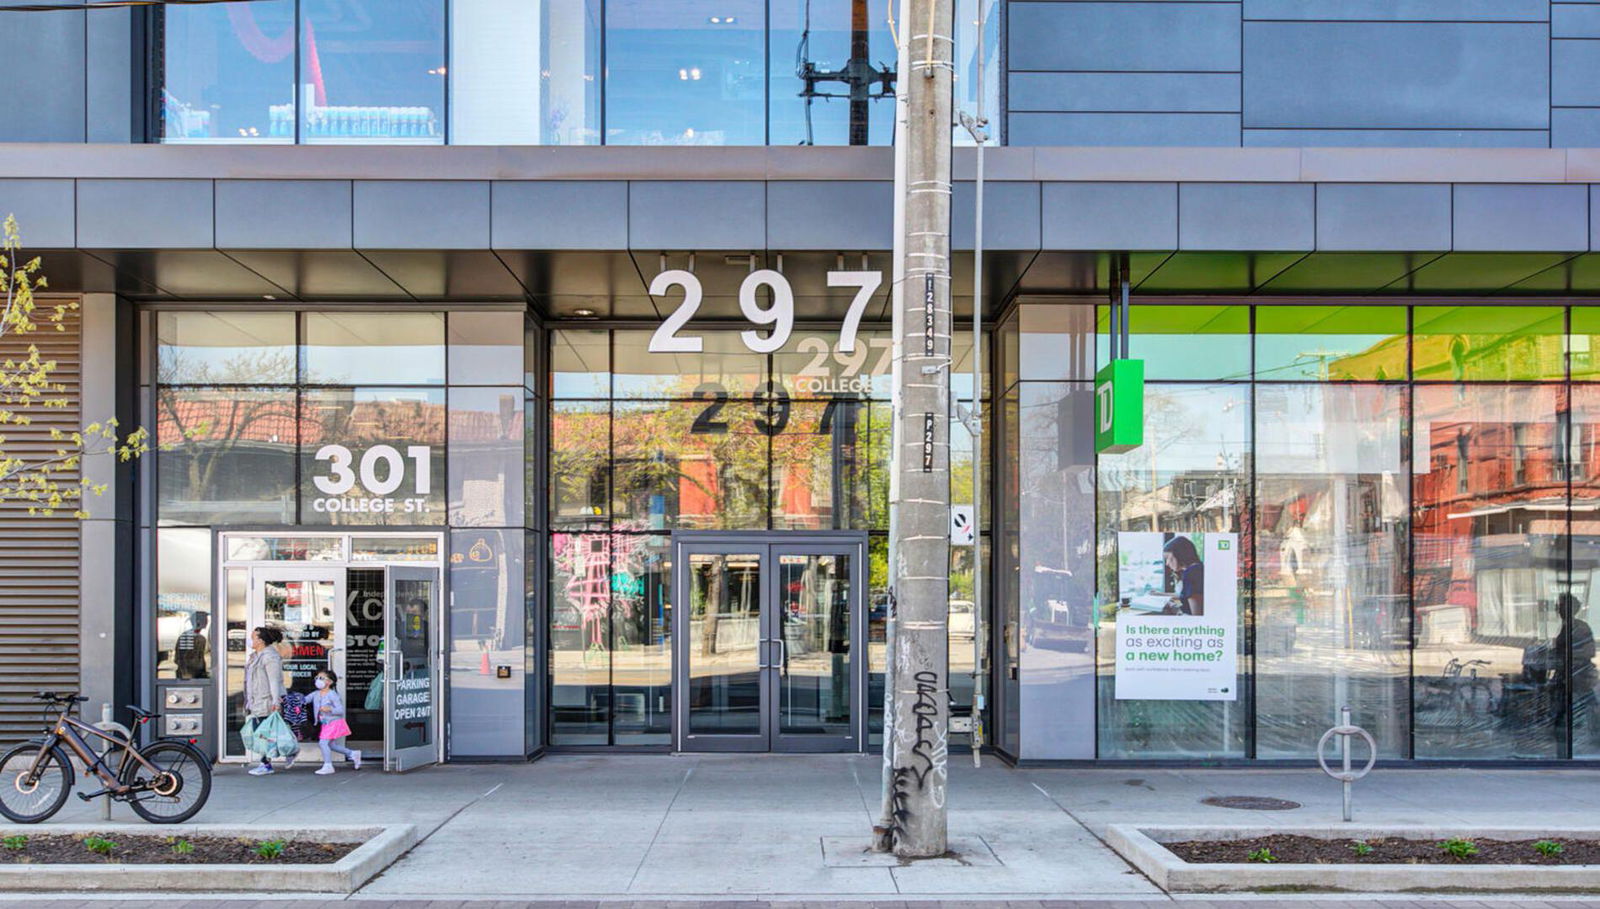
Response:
572,308,597,317
263,294,276,301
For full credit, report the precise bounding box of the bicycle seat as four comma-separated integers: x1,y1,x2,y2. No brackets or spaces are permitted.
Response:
125,705,161,723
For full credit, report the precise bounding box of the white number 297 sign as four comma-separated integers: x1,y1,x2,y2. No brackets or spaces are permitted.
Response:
647,270,882,355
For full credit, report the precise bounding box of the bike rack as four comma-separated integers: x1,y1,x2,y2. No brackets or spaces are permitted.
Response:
1318,705,1376,823
91,703,132,821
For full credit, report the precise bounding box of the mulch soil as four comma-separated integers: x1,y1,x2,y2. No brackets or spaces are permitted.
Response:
1167,834,1600,865
0,833,357,864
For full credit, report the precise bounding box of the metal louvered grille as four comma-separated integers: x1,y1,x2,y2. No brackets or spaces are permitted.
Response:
0,303,82,744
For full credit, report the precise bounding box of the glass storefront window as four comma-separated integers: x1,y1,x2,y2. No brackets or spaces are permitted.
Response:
551,401,610,528
449,0,601,145
1572,307,1600,383
158,311,296,384
301,312,445,385
611,533,672,744
1096,304,1251,381
613,330,766,399
1413,383,1565,759
157,386,298,525
298,387,447,525
773,329,892,400
612,399,768,531
1018,304,1095,383
1414,306,1565,382
448,387,526,527
448,312,525,386
1254,384,1410,757
225,535,344,561
1569,386,1600,757
605,0,766,145
161,0,295,142
550,531,612,744
767,0,896,146
299,0,445,143
551,329,610,398
1096,383,1251,758
157,529,213,680
771,399,870,530
1255,305,1408,382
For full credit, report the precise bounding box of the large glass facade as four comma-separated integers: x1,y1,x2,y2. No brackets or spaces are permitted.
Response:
994,300,1600,763
162,0,994,146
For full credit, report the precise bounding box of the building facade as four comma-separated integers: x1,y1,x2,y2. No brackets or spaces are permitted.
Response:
3,0,1600,765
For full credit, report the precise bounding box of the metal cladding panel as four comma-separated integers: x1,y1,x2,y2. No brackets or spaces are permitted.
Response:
1178,183,1315,251
0,9,85,142
1245,129,1550,148
0,304,80,744
1453,184,1590,252
76,180,214,249
1555,4,1600,39
766,181,893,250
951,182,1040,252
1010,113,1242,147
85,7,133,143
1555,110,1600,148
1244,0,1549,20
216,181,354,249
1243,22,1549,129
354,180,492,250
1009,72,1241,113
629,181,765,251
1008,1,1242,72
1315,184,1452,251
1555,39,1600,107
1041,182,1177,251
0,180,76,248
493,182,628,250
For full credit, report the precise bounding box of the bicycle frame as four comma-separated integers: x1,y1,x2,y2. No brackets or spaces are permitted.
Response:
26,708,164,796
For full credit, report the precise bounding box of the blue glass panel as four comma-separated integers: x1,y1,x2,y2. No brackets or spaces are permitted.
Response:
768,0,896,146
605,0,766,145
300,0,446,144
162,0,295,142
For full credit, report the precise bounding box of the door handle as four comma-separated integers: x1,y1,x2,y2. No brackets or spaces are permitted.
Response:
775,638,787,674
757,639,770,670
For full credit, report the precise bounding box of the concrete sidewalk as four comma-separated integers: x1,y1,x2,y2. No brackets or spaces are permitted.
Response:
12,754,1600,901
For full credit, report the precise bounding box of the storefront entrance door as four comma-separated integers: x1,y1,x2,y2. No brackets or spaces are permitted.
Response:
249,567,346,765
384,566,441,770
673,533,866,753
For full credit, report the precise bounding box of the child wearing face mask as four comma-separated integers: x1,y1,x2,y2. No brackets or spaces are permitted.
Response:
307,669,362,775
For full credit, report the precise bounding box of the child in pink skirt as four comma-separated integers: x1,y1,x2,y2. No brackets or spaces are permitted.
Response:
308,669,362,775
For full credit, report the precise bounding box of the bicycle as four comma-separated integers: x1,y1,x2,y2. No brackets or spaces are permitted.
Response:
0,691,212,824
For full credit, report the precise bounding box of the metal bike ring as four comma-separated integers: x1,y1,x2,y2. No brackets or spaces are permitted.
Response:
1316,724,1377,783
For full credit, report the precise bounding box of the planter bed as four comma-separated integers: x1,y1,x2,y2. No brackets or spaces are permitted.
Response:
1108,824,1600,893
0,823,416,893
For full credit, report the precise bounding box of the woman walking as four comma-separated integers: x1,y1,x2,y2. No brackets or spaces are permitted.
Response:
244,625,293,775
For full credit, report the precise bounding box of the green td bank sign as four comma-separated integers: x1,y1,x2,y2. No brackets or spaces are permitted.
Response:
1094,359,1144,454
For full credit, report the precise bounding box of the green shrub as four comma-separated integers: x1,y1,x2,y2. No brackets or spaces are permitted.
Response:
1,835,26,851
1534,839,1564,857
253,839,287,860
1437,838,1478,859
82,835,117,857
1246,847,1278,863
170,838,194,856
1349,840,1373,857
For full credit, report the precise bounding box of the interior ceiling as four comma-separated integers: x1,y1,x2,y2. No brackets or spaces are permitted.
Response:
31,247,1599,318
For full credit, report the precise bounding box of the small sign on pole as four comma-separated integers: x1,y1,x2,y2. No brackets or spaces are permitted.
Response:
949,505,975,546
1094,359,1145,454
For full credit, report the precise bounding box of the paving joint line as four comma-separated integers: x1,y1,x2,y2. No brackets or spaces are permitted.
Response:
349,775,508,899
625,759,697,894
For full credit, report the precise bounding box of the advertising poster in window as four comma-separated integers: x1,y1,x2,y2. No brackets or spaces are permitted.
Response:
1114,531,1238,701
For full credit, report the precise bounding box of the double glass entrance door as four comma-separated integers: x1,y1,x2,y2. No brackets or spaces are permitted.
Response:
673,534,866,752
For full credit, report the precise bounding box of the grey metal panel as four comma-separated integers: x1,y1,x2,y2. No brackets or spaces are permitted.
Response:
85,8,133,143
1246,128,1551,148
77,180,214,249
1008,1,1242,72
1555,40,1600,107
1009,113,1241,147
1041,182,1177,250
493,181,627,250
629,181,765,251
951,182,1040,251
223,250,410,300
1453,184,1589,252
0,9,85,142
1009,73,1241,113
0,180,75,248
354,180,491,249
1315,184,1451,251
1244,22,1549,129
766,181,893,250
216,181,352,249
1554,109,1600,148
1178,183,1315,251
1555,4,1600,38
1244,0,1548,20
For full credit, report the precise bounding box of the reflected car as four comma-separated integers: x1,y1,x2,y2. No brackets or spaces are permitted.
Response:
949,600,975,639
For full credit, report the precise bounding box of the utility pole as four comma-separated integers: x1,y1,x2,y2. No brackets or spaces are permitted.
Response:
877,0,953,859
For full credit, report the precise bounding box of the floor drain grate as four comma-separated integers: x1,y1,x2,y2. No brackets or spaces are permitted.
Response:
1201,795,1301,811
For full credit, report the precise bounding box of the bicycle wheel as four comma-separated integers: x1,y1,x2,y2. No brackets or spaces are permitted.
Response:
0,742,73,823
121,740,211,824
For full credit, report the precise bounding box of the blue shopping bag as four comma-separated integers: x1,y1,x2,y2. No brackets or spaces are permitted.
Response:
242,711,299,761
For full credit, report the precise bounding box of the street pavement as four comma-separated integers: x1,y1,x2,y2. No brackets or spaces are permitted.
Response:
8,754,1600,902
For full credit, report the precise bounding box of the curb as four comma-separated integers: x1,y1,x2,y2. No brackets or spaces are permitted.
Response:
1107,824,1600,893
0,823,417,892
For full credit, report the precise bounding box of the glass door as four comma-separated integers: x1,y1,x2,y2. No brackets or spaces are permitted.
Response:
384,566,441,771
249,568,345,763
673,534,865,752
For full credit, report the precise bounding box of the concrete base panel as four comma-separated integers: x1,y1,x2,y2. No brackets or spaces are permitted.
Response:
0,823,415,892
1109,823,1600,893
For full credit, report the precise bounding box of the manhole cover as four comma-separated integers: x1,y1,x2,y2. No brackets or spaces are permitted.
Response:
1200,795,1301,811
